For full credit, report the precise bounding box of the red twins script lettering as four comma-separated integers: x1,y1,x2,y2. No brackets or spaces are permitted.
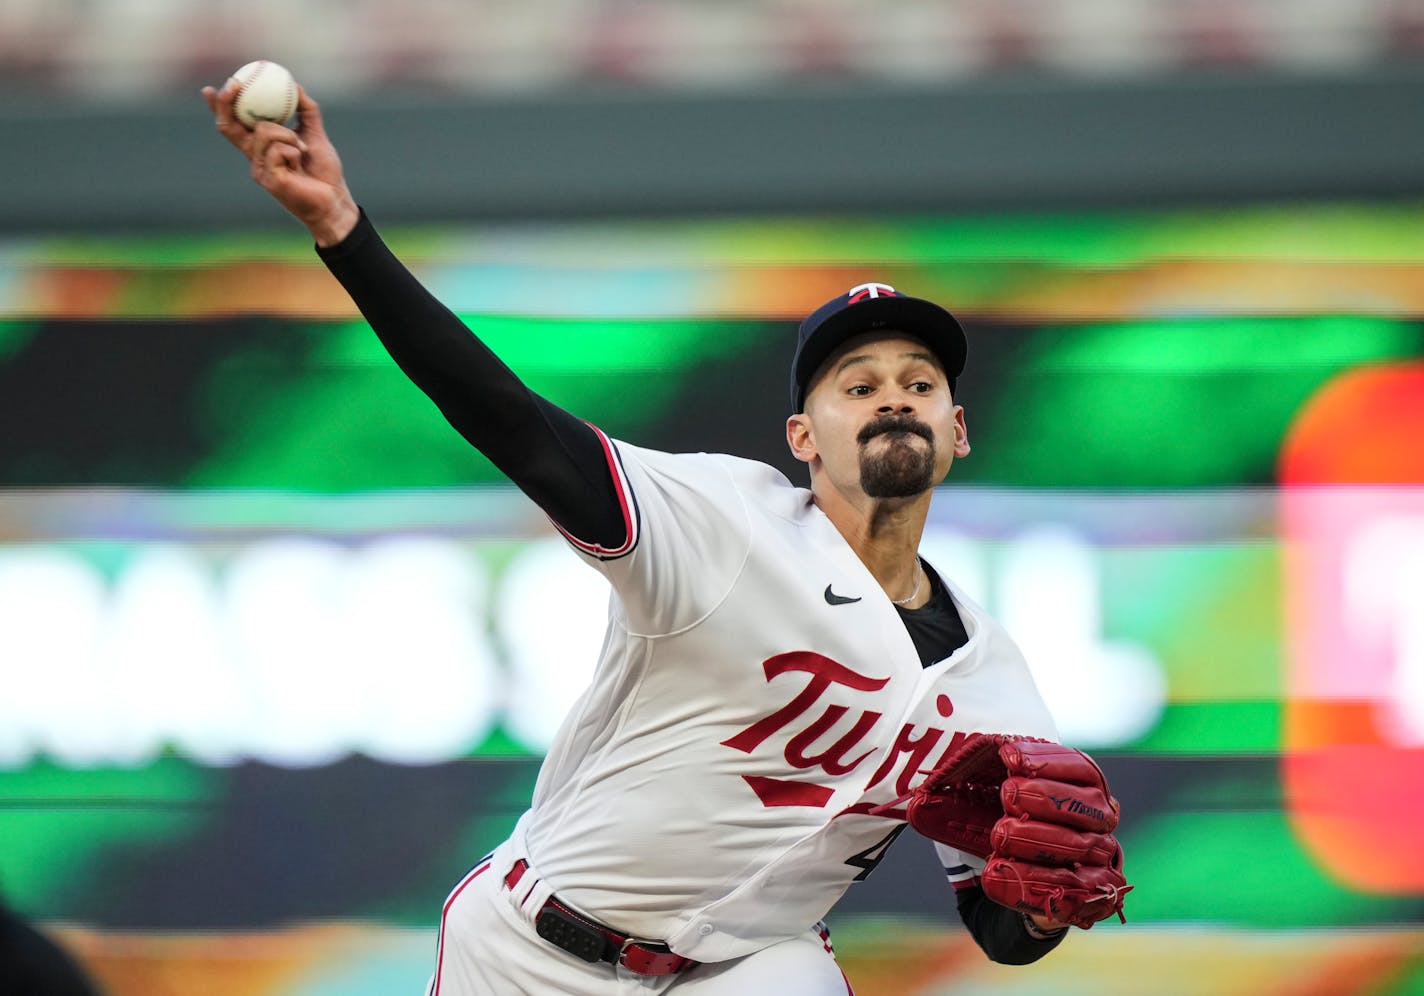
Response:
720,651,967,812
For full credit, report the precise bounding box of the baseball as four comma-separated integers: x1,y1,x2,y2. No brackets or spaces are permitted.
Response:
230,60,299,130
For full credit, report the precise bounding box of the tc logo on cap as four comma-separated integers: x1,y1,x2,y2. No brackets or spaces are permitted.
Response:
847,282,897,302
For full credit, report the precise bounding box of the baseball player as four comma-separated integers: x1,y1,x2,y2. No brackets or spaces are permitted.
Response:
204,81,1127,994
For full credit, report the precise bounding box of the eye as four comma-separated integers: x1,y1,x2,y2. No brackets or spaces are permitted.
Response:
848,384,872,397
909,381,933,394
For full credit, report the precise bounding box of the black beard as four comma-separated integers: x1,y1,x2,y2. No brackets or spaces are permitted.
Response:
858,416,937,498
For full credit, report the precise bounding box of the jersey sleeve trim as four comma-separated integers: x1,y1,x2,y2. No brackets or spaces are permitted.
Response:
548,424,641,561
944,862,982,892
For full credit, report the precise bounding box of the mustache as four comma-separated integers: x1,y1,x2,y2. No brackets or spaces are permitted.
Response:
857,414,934,446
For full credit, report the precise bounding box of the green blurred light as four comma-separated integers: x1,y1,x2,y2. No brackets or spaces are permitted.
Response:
1121,806,1418,927
967,315,1423,487
1039,316,1415,371
25,201,1424,269
1103,544,1283,725
0,760,216,914
1131,702,1281,754
883,202,1424,265
1383,953,1424,996
313,314,766,373
188,317,772,490
0,321,37,362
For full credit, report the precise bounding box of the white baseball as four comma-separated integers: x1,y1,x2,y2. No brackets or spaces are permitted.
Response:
231,61,299,130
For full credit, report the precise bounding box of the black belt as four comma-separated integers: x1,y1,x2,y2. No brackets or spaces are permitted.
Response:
504,859,697,977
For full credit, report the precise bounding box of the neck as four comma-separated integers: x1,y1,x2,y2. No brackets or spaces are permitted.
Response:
811,482,931,608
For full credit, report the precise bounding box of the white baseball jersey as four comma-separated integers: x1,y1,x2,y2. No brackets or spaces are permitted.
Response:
512,432,1057,964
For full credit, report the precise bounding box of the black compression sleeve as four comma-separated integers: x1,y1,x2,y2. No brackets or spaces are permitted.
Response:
955,885,1067,965
315,210,629,551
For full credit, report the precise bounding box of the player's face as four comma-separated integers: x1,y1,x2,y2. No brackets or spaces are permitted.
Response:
788,334,970,500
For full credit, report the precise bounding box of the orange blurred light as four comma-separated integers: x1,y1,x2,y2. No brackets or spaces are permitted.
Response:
1280,362,1424,892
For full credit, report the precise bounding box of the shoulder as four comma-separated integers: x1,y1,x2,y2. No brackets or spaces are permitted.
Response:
611,442,803,504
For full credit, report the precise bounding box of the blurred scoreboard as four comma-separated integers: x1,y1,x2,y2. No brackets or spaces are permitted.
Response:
1,201,1422,930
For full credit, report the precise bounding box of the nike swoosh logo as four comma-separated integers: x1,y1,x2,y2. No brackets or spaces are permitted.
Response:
824,585,862,606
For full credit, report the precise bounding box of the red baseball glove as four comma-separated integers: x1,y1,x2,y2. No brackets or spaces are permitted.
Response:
889,733,1131,929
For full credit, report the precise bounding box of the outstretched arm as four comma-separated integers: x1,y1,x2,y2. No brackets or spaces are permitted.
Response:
201,80,629,552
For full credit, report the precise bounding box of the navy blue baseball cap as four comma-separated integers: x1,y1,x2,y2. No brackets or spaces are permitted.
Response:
790,282,967,412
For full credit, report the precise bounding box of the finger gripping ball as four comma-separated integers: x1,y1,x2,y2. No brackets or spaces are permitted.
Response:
231,61,299,130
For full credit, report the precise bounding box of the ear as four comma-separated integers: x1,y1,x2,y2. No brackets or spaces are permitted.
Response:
786,412,817,465
952,406,971,459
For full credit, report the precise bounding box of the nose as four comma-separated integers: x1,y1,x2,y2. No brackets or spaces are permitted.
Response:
876,389,916,416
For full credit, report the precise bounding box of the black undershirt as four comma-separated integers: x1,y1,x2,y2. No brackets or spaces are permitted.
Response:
895,562,969,668
317,210,1063,966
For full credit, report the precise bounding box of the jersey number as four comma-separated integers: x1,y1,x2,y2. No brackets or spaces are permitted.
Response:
845,824,907,882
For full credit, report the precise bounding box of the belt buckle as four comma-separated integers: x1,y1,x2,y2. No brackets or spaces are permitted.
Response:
618,935,678,975
619,935,658,960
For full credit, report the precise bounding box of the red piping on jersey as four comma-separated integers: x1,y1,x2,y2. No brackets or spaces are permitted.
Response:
432,860,491,996
550,423,639,559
